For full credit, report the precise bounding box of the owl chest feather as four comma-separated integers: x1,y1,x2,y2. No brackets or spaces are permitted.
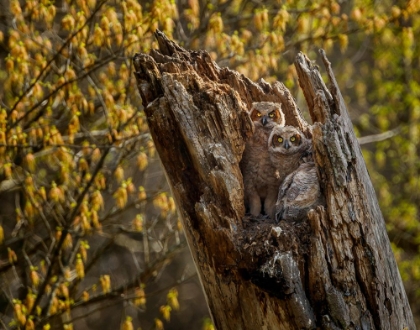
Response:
270,152,302,181
241,129,280,195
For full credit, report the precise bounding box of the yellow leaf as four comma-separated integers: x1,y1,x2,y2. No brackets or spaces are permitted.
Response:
338,34,348,53
121,316,134,330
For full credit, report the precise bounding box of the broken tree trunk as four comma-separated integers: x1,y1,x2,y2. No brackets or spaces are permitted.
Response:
133,31,415,330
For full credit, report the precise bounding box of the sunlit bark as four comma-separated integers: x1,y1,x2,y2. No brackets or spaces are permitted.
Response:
133,31,415,330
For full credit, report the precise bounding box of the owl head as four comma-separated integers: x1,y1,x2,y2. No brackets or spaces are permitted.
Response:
268,125,309,155
249,102,285,128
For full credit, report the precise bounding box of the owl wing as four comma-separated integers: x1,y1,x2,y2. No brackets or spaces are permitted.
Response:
276,163,321,222
275,169,296,222
288,166,319,205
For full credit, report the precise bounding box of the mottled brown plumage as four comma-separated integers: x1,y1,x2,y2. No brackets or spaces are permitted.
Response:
268,125,312,181
268,125,324,221
240,102,285,218
275,161,325,222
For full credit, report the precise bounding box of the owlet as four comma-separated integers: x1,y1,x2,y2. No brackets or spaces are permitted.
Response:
240,102,285,218
268,125,324,221
268,125,312,184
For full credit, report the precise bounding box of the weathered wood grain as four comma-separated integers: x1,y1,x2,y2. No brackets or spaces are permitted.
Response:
297,51,414,329
133,31,415,330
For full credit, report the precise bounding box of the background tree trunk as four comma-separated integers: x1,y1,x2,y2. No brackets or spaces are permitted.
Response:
133,31,415,330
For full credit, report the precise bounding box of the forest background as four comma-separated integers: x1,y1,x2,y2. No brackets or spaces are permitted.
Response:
0,0,419,329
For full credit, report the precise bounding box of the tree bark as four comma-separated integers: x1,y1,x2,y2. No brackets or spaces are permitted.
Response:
133,31,415,330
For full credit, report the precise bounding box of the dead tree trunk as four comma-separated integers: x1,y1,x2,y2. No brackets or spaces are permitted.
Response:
133,31,415,330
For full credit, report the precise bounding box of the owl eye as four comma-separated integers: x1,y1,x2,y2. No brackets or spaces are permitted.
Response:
277,137,283,143
290,136,296,142
269,112,274,118
256,112,262,117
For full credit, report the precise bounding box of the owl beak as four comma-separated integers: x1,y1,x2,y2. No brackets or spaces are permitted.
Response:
284,140,290,149
261,115,268,126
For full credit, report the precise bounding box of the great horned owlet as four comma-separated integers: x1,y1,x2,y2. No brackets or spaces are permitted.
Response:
268,125,324,221
268,125,312,182
240,101,285,218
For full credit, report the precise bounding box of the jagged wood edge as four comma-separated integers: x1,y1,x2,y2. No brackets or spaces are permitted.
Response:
296,50,414,329
132,31,415,330
133,31,320,330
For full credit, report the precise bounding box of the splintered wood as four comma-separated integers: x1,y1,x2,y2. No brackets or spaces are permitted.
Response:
133,31,414,330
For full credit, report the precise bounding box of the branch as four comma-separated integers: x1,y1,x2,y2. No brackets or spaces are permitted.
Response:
357,126,401,145
29,145,112,318
6,0,108,119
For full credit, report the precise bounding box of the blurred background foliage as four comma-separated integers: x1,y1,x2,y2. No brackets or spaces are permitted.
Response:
0,0,419,328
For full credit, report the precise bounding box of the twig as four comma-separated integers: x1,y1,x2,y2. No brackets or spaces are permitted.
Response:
7,0,109,122
357,126,401,145
30,145,112,318
8,53,119,133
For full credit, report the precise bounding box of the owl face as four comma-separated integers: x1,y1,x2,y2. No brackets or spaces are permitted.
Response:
269,126,304,154
249,102,285,128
